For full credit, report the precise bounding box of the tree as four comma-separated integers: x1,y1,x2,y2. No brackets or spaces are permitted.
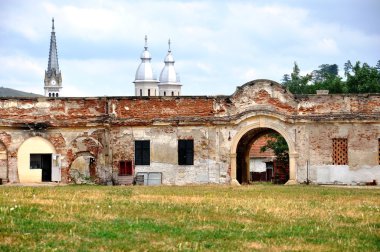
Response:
291,62,300,81
282,74,291,84
344,60,353,77
282,60,379,94
283,62,313,94
260,133,289,163
312,64,339,83
376,60,380,72
346,61,380,93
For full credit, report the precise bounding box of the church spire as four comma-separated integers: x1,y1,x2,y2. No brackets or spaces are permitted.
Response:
44,18,62,97
47,18,59,75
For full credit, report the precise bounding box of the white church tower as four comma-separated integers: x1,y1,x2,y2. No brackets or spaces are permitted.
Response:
133,36,159,96
158,39,182,96
44,18,62,97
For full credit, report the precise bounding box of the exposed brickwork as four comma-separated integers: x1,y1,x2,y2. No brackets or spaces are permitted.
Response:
114,97,214,119
0,132,12,148
48,133,66,149
249,134,275,158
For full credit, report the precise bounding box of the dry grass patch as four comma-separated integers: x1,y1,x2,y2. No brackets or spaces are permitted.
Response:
0,184,379,251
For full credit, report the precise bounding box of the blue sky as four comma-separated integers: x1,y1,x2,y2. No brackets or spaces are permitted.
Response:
0,0,379,97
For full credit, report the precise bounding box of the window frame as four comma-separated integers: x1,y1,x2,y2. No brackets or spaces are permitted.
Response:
178,139,194,165
119,160,133,176
135,140,150,165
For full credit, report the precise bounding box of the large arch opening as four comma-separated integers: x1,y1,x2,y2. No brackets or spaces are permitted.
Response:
236,128,289,184
230,117,298,185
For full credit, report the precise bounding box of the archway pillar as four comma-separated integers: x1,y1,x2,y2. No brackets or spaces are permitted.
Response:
230,153,240,186
285,152,298,185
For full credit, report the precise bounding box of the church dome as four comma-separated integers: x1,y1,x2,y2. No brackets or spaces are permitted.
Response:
134,36,157,82
159,39,180,84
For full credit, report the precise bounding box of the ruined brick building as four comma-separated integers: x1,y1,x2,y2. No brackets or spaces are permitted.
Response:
0,20,379,186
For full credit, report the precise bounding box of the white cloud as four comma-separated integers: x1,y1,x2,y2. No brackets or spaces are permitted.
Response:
0,0,379,97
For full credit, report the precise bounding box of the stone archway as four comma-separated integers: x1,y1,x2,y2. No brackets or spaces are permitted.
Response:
0,141,8,183
230,116,298,185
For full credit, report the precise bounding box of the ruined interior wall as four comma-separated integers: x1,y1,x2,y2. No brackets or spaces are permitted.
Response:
296,122,380,184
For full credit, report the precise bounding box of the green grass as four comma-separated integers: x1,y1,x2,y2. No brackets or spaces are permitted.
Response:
0,185,379,251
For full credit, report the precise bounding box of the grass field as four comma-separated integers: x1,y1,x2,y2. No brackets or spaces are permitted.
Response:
0,184,379,251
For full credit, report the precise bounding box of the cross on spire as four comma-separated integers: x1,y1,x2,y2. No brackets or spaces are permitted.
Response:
168,39,171,52
144,35,148,50
52,18,55,32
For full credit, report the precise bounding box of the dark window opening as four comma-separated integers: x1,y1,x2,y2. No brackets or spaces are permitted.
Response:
56,93,59,97
49,93,51,97
135,140,150,165
171,91,174,96
164,91,166,96
119,160,133,176
178,139,194,165
148,89,151,96
140,89,142,96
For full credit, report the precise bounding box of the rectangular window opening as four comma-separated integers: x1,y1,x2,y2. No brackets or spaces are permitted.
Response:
135,140,150,165
119,160,133,176
178,139,194,165
332,138,348,165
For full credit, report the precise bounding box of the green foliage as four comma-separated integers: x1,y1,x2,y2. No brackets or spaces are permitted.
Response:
282,60,380,94
346,61,380,93
260,133,289,163
282,62,313,94
312,64,339,83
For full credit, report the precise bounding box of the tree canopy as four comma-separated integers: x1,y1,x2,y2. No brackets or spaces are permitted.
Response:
282,61,380,94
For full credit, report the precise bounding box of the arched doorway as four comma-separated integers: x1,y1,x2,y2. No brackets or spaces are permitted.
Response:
69,152,96,184
17,136,60,183
0,141,8,183
230,117,298,185
236,128,289,184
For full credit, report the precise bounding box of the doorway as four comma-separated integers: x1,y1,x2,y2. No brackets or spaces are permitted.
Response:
236,128,289,184
30,154,52,182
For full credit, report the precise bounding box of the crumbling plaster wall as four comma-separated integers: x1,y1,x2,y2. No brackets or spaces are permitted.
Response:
295,122,380,184
111,125,231,185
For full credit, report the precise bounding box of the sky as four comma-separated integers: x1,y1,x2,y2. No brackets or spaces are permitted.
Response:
0,0,379,97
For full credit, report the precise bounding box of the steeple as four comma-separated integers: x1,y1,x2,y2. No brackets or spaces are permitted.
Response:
44,18,62,97
47,18,59,76
158,39,182,96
